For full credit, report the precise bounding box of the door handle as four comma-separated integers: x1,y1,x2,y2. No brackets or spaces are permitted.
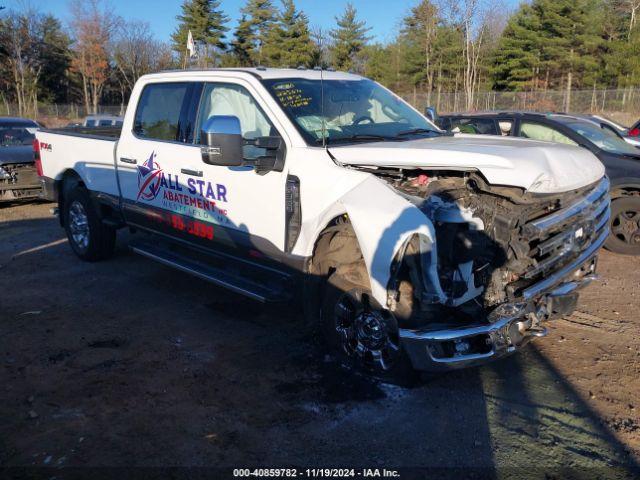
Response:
181,167,203,177
120,157,137,164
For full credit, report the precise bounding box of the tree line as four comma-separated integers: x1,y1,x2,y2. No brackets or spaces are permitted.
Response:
0,0,639,114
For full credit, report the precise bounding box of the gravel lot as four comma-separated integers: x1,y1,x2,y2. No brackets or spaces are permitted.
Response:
1,202,639,477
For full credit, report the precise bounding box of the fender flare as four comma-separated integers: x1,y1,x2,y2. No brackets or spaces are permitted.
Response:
334,176,444,307
56,169,85,226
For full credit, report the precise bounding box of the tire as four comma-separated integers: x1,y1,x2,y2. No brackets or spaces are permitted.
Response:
63,186,116,261
320,263,418,386
605,197,640,255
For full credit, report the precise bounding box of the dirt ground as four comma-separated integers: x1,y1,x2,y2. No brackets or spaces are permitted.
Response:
1,202,639,477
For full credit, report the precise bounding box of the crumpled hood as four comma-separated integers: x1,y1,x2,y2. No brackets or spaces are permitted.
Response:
329,134,605,194
0,145,34,165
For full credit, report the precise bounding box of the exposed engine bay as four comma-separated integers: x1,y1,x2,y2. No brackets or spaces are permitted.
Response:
373,169,607,332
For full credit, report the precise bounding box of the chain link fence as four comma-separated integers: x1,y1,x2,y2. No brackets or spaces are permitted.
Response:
403,88,640,126
0,103,126,127
2,88,639,128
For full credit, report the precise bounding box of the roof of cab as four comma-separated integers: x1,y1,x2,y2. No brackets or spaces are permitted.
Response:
148,67,364,82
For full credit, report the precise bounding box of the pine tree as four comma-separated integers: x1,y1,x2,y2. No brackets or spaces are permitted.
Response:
231,15,254,66
239,0,277,65
491,0,602,94
401,0,439,94
491,4,544,90
538,0,602,103
262,0,315,68
362,44,395,86
329,3,371,72
171,0,229,67
39,15,73,103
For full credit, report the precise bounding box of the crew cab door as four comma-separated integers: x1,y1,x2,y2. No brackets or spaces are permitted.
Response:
115,81,206,238
190,80,289,256
116,78,290,258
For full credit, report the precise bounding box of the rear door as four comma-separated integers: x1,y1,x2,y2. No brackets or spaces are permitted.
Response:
115,81,205,235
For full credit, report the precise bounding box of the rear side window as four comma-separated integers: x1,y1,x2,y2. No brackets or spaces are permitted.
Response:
134,83,189,141
519,122,577,146
438,117,452,130
451,118,498,135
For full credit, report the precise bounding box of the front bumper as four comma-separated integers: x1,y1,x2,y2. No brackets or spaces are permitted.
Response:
399,227,606,372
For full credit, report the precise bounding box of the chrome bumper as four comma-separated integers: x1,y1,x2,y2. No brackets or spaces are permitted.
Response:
399,226,607,372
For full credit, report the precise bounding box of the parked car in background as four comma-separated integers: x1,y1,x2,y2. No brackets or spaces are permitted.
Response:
580,114,640,149
66,115,124,129
437,111,640,255
0,117,42,202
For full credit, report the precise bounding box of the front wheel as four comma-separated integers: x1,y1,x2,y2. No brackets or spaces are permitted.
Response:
321,266,417,385
63,186,116,261
605,197,640,255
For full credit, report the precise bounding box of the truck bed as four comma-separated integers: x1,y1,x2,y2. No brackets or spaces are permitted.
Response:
37,127,121,198
40,125,121,141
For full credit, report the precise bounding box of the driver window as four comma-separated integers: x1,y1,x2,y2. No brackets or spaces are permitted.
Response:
196,83,279,159
519,122,577,146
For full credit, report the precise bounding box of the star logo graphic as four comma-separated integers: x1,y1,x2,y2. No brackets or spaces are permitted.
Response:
137,151,163,201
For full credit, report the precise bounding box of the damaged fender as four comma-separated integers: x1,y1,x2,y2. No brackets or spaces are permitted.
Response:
337,175,444,307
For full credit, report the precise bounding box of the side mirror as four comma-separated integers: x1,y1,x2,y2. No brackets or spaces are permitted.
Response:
425,106,438,123
200,115,243,166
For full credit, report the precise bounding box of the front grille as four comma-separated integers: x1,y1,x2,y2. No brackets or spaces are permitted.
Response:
513,177,610,297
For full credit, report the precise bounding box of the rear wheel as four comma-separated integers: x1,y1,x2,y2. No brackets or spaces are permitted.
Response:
63,186,116,261
605,197,640,255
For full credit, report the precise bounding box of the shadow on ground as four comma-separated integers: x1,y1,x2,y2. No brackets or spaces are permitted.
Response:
0,210,638,478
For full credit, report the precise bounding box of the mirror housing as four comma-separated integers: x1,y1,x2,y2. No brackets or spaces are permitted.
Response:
200,115,243,166
424,106,438,124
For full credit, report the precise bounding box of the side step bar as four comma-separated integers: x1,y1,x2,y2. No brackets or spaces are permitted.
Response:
130,241,292,303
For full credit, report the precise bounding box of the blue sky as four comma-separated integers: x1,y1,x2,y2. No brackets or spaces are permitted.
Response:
24,0,520,44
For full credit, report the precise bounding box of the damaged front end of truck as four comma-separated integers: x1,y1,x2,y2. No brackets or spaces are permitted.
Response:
340,170,610,372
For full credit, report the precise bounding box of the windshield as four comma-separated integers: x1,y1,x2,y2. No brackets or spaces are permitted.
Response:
565,121,639,156
0,124,37,147
263,78,441,145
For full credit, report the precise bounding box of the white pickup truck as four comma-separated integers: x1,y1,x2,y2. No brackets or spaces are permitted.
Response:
36,68,610,381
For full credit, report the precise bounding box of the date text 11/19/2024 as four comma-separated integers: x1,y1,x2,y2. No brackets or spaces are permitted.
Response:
232,468,401,478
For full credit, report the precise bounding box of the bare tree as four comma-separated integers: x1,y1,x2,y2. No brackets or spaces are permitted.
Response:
69,0,121,114
438,0,504,110
112,20,174,105
616,0,640,39
1,9,44,115
310,25,330,68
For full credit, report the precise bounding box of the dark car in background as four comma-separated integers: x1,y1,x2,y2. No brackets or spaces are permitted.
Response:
0,117,42,203
437,112,640,255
